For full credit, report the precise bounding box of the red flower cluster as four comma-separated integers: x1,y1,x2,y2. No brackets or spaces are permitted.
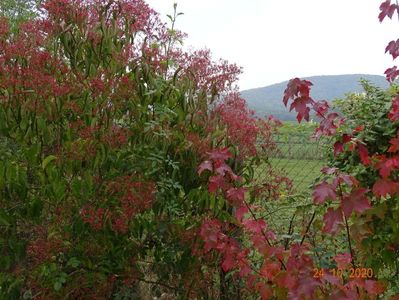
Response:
106,177,156,233
212,93,275,159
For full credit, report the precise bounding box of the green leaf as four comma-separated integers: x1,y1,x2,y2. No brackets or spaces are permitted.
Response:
42,155,57,170
0,209,10,227
67,257,80,268
53,281,62,291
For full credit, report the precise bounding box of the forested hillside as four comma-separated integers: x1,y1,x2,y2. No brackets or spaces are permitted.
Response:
240,74,388,120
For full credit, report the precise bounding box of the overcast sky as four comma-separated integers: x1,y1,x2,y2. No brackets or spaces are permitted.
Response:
146,0,398,90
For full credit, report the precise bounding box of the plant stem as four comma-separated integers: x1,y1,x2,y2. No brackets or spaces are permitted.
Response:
300,210,316,245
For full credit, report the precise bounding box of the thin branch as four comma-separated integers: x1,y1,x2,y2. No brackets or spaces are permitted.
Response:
243,199,287,270
343,213,356,268
300,210,316,245
285,212,296,250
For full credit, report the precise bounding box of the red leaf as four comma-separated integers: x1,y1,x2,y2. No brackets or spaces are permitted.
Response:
260,261,281,280
353,125,364,133
199,219,222,252
221,254,235,272
255,282,273,300
333,174,359,188
333,134,352,156
334,252,352,269
358,144,371,166
243,219,267,234
214,162,234,176
226,187,247,206
323,208,343,234
321,167,338,175
372,178,399,197
385,66,399,82
341,188,371,217
379,0,398,22
198,160,213,175
208,175,227,193
364,280,385,295
207,148,232,162
386,39,399,59
333,141,344,156
283,78,312,107
313,100,329,116
376,156,399,178
388,131,399,152
289,96,311,123
275,271,297,290
389,96,399,121
313,182,336,204
235,206,248,222
315,112,342,138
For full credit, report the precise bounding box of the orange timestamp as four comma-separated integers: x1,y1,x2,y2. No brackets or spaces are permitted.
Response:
313,267,374,279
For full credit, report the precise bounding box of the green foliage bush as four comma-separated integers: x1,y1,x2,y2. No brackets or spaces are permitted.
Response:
0,1,281,298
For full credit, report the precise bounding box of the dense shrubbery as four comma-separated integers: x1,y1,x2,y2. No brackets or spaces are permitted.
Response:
0,1,284,298
330,81,399,295
1,0,399,299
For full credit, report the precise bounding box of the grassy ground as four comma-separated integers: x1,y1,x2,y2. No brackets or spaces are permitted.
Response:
259,124,330,193
269,158,325,193
255,157,326,194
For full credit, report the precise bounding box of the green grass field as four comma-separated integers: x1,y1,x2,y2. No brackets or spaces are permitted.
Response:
257,128,329,193
269,158,325,192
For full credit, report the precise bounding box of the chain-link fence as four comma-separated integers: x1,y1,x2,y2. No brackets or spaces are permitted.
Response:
257,133,332,193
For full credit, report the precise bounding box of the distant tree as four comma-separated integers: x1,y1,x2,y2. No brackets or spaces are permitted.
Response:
0,0,38,30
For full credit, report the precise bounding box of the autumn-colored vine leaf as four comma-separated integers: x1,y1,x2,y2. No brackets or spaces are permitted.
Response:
353,125,364,133
332,173,359,188
375,156,399,178
260,261,281,280
388,131,399,152
235,206,248,222
385,66,399,82
290,96,311,122
312,100,329,116
341,188,371,217
242,219,267,234
389,96,399,121
321,167,338,175
372,178,399,197
334,253,352,269
198,160,212,175
255,282,273,300
379,0,398,22
315,112,343,138
207,148,232,161
214,162,234,176
226,187,246,206
333,141,345,156
313,181,336,204
274,271,297,290
358,143,371,166
221,255,235,272
333,134,352,156
385,39,399,59
364,280,386,295
323,208,343,234
283,78,312,107
208,175,226,193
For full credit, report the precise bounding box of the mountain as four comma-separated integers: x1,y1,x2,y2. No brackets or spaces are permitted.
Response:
240,74,389,121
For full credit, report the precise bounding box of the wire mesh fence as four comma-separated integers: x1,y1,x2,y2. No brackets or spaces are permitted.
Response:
257,133,332,194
